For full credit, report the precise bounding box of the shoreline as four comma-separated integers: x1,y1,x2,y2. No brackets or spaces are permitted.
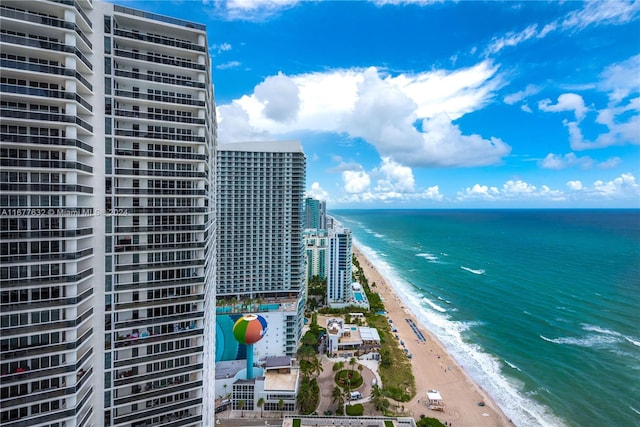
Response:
353,245,513,427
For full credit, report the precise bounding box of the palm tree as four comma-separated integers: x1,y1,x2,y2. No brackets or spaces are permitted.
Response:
277,398,285,418
332,361,344,372
238,399,245,418
257,397,265,418
331,386,344,409
310,356,323,377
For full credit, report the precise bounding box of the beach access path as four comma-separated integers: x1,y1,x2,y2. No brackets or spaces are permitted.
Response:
353,246,513,427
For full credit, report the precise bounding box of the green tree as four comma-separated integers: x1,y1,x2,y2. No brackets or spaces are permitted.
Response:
238,399,245,418
257,397,265,418
332,361,344,372
278,398,285,417
331,386,344,409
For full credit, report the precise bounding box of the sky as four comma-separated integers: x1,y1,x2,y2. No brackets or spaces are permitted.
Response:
112,0,640,208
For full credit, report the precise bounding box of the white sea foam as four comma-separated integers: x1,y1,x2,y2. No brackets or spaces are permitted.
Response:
437,296,452,304
354,238,566,427
374,232,385,238
416,252,439,262
539,334,619,348
422,297,447,313
582,323,640,348
504,359,522,371
461,266,485,275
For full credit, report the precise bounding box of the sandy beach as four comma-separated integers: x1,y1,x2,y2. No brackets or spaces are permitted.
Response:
353,245,513,427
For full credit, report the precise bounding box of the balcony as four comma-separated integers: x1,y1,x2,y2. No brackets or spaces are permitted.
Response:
114,69,205,89
0,33,92,71
0,58,92,91
113,28,205,52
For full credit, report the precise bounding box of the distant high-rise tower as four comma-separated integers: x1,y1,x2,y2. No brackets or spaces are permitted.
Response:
216,141,306,356
326,227,354,306
0,1,216,425
304,197,326,230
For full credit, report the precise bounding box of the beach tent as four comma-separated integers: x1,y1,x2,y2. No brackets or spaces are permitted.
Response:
426,389,445,411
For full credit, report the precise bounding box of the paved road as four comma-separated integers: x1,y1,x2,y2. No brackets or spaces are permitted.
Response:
215,417,282,426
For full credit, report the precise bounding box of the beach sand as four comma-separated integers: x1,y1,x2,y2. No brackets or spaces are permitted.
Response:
353,245,512,427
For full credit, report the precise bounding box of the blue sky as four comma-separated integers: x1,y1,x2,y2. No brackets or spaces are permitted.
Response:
113,0,640,208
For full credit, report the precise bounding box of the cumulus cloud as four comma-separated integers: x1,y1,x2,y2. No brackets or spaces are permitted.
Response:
305,182,329,201
567,180,583,191
456,174,640,204
538,93,588,121
254,72,301,122
485,1,640,55
337,159,442,203
457,179,564,202
343,170,371,194
372,158,416,193
539,152,594,170
218,63,511,166
216,102,268,142
591,173,639,198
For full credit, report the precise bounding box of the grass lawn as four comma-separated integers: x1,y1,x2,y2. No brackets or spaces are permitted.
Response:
367,314,415,401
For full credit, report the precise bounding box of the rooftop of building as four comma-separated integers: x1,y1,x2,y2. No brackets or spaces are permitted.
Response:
265,355,292,370
264,367,299,393
217,140,303,153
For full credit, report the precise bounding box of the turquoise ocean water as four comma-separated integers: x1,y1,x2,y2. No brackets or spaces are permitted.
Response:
332,209,640,427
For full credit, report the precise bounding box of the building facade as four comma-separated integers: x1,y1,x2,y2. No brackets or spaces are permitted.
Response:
216,141,306,357
0,1,216,426
303,229,328,281
303,197,325,231
326,226,353,306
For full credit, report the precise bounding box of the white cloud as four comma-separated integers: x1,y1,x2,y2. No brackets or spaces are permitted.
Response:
504,84,540,105
591,173,639,198
216,43,232,52
538,93,588,121
372,157,415,193
565,96,640,151
567,180,583,191
599,54,640,103
539,152,594,170
457,179,564,202
254,72,301,122
343,170,371,194
486,24,538,56
205,0,300,21
521,104,532,113
216,102,268,142
305,182,329,201
560,0,640,31
337,159,442,203
218,63,512,167
598,157,621,169
484,1,640,55
215,60,241,70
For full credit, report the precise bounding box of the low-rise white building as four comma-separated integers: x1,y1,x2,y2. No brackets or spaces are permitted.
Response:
325,318,381,357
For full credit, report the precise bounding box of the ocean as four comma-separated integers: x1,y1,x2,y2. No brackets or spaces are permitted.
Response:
331,209,640,427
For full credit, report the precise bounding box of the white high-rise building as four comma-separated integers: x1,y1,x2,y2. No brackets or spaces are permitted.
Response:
0,1,216,426
326,226,354,306
216,141,306,356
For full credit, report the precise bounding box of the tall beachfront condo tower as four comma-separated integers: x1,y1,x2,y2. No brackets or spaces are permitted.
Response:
326,226,354,307
216,141,306,357
304,197,326,231
0,1,217,426
304,229,328,281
